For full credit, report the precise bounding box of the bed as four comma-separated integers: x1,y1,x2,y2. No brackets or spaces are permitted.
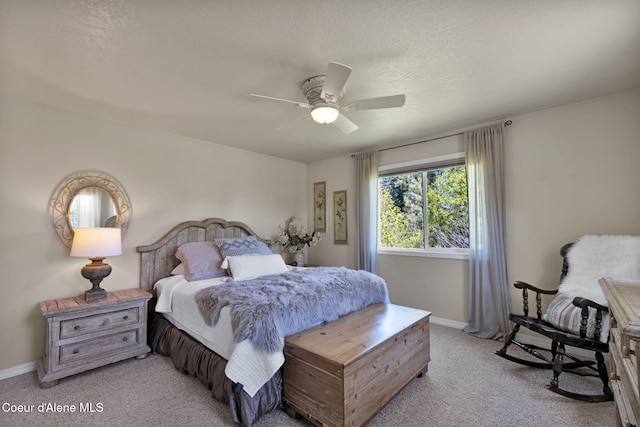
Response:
136,218,390,425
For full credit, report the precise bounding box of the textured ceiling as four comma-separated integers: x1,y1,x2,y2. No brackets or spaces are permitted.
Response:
1,0,639,163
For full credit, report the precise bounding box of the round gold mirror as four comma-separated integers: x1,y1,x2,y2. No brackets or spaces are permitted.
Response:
49,171,132,248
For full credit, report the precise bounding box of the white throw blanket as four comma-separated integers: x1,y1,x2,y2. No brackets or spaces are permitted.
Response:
542,235,640,343
154,266,389,397
558,234,640,305
155,275,284,397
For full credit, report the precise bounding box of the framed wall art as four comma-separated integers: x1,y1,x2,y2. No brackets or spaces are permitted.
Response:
313,181,326,232
333,190,347,244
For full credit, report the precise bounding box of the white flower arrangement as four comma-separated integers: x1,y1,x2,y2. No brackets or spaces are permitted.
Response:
276,216,322,253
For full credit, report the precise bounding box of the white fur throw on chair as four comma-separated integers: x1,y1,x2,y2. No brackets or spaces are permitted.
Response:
542,235,640,343
558,234,640,305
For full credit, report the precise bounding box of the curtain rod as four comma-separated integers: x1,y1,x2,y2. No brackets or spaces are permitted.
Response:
352,120,512,157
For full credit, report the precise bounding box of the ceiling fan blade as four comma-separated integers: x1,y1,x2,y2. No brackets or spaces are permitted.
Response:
320,62,352,103
346,94,406,110
275,114,311,131
249,94,310,108
333,114,359,134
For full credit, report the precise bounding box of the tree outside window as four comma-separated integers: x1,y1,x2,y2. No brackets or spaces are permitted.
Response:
379,165,469,250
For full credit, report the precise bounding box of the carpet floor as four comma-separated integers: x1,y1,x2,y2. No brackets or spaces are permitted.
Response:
0,323,615,426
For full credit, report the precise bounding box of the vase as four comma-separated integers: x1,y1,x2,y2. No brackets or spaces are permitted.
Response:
293,250,305,267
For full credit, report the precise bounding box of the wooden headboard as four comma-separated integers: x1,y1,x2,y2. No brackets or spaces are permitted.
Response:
136,218,270,292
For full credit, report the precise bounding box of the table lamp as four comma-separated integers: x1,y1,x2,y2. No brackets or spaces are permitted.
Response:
70,228,122,301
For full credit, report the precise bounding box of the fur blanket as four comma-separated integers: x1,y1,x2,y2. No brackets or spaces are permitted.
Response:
196,267,389,353
558,235,640,305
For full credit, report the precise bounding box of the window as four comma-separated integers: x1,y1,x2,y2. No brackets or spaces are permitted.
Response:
378,155,469,257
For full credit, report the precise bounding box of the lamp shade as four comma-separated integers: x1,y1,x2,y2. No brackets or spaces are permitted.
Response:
310,106,339,124
70,228,122,258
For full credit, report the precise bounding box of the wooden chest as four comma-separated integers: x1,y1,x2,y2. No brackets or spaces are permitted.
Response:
283,303,431,427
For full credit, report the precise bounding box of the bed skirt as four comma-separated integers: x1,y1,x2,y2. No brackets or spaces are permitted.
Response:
148,313,282,426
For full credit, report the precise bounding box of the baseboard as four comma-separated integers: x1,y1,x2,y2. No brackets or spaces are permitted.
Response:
430,316,467,329
429,319,606,361
0,360,37,381
0,323,600,381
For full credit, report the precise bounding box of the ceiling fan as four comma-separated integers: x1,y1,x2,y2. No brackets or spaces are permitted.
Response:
249,62,406,134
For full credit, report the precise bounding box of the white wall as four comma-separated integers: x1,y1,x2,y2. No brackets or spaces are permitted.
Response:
308,134,469,321
306,155,357,268
308,88,640,324
504,88,640,311
2,87,639,372
0,94,307,371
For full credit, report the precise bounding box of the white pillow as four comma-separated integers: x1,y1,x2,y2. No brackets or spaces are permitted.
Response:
223,254,287,280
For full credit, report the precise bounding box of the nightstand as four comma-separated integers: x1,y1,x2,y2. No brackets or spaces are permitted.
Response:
37,288,151,388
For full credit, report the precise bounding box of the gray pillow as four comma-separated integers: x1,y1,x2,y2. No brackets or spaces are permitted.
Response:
214,236,260,258
542,293,610,344
175,241,226,281
256,241,273,255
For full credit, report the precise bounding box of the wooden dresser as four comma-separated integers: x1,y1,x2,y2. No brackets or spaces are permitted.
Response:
600,278,640,427
283,303,431,427
37,288,151,388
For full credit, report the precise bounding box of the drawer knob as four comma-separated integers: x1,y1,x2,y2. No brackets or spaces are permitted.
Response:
122,337,128,342
73,349,79,354
123,315,129,320
74,326,80,330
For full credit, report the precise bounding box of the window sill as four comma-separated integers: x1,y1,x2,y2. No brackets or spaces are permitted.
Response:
377,248,469,260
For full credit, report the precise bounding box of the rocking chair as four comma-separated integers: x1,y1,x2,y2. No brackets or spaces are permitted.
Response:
496,235,640,402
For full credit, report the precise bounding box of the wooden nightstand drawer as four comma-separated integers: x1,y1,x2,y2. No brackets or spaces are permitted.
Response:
60,329,139,363
60,307,139,339
38,288,151,388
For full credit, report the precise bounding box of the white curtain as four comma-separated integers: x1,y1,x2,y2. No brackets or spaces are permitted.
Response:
463,124,510,339
74,187,103,228
71,188,116,228
355,152,378,273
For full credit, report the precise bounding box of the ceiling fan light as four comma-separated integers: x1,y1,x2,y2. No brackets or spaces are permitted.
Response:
311,106,339,124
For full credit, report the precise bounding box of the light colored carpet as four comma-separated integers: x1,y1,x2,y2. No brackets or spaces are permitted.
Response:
0,324,614,426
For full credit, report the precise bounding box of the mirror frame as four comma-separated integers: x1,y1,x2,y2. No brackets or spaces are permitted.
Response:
50,170,132,248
